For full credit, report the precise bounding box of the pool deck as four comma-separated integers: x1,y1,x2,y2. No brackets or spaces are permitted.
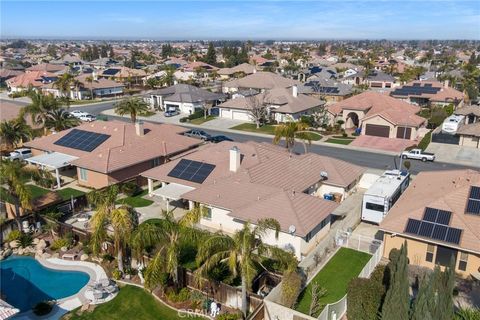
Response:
12,258,113,320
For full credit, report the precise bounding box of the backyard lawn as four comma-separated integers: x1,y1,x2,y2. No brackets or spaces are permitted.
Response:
189,115,216,125
295,247,371,315
116,189,154,208
230,123,277,135
56,188,85,201
325,138,354,145
63,285,205,320
27,185,51,199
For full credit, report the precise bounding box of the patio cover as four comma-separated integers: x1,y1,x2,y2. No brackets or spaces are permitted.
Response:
152,183,195,201
26,152,79,188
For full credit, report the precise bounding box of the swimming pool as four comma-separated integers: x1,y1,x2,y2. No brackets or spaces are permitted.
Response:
0,255,90,312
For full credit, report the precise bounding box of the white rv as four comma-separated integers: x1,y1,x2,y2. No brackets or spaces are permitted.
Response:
361,170,410,224
441,115,465,134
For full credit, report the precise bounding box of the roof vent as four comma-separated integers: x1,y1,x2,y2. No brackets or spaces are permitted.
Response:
320,171,328,180
288,225,296,235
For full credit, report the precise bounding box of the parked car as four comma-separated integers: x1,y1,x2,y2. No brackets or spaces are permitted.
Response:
400,149,435,162
208,135,234,143
164,109,180,117
69,110,88,118
184,129,211,140
3,148,32,161
79,114,96,122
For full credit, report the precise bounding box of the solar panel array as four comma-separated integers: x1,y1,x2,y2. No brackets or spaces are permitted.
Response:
102,69,120,76
54,129,110,152
466,186,480,215
391,85,441,96
167,159,216,184
404,207,462,245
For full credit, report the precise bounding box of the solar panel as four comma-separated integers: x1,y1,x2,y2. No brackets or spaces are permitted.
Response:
419,221,434,238
466,186,480,215
437,210,451,225
54,129,110,152
167,159,216,184
445,227,462,245
405,218,421,234
422,207,451,225
423,207,438,222
404,218,463,245
431,224,448,241
102,69,120,76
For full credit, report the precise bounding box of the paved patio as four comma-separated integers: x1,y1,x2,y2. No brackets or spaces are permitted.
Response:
426,142,480,168
135,195,187,223
350,135,417,153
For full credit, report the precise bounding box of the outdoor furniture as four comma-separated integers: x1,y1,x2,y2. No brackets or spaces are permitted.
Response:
62,253,77,260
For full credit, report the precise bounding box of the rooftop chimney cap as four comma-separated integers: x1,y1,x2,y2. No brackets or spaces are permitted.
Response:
288,225,296,235
231,146,239,152
320,171,328,179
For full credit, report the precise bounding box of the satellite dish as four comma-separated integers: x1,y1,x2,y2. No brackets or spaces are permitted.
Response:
288,225,296,234
320,171,328,179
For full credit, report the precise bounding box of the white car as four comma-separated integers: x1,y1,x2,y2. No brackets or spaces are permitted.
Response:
79,114,96,122
4,148,32,161
70,110,88,118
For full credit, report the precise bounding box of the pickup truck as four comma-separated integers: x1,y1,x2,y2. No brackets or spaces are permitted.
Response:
400,149,435,162
3,148,33,161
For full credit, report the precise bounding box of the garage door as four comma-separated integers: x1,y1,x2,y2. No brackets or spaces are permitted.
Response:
396,127,412,139
220,109,232,119
232,111,250,121
365,124,390,137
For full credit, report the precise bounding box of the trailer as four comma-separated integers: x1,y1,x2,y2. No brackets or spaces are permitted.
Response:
361,170,410,224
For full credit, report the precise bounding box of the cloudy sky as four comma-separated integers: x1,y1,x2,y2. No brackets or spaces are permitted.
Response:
2,1,479,39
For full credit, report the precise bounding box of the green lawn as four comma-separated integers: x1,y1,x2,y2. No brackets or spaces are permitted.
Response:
26,185,51,198
332,135,356,139
63,285,204,320
189,115,216,125
56,188,86,201
295,247,371,315
325,138,354,145
116,189,154,208
230,123,277,135
301,131,323,141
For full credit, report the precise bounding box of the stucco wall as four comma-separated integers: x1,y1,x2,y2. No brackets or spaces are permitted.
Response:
76,167,109,189
459,136,480,148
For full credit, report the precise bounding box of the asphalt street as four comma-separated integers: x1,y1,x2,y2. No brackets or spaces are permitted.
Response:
3,98,476,175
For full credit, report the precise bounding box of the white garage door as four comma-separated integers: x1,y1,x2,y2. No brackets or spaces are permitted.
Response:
232,110,250,121
220,109,232,119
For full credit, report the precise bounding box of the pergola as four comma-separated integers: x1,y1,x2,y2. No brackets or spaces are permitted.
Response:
26,152,79,189
149,182,195,211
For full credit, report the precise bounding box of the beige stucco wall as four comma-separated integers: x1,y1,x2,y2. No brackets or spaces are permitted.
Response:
77,167,109,189
459,136,480,148
383,233,480,278
341,108,366,129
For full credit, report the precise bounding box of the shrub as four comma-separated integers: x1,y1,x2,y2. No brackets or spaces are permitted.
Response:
166,288,191,303
281,270,303,308
112,269,122,280
121,181,140,197
102,253,115,262
19,233,33,248
342,132,348,138
300,115,314,127
336,120,345,125
50,238,69,251
179,117,188,123
33,301,53,316
418,131,432,151
6,230,22,242
187,110,204,121
388,248,400,263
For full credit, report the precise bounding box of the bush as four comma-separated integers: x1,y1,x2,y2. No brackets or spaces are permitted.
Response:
418,131,432,151
102,253,115,262
33,301,53,316
50,238,69,251
187,110,204,121
389,248,400,263
166,288,191,303
300,115,314,127
6,230,22,242
281,270,303,308
179,117,188,123
112,269,122,280
342,132,348,138
121,181,140,197
19,233,33,248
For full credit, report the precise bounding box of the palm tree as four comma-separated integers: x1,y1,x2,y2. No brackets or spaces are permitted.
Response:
114,97,149,123
45,108,80,132
196,219,293,318
21,92,59,135
0,160,53,229
0,119,32,150
85,76,95,100
273,121,312,153
54,73,74,106
131,206,206,289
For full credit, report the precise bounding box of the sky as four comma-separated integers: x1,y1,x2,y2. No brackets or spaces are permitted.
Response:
1,1,479,40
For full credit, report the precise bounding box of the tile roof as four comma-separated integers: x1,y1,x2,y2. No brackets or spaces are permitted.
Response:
183,61,218,72
5,71,57,89
75,74,125,90
380,170,480,253
26,63,66,73
223,72,300,90
218,63,257,76
455,105,480,117
391,80,464,102
24,121,200,173
456,122,480,137
328,91,426,127
151,84,225,103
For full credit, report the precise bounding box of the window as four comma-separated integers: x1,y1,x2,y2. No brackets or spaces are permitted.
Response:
152,157,161,167
79,168,88,181
426,244,435,262
435,245,458,267
204,207,212,220
459,252,468,271
366,202,385,212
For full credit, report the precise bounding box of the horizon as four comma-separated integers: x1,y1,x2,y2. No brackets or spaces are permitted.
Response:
1,1,479,40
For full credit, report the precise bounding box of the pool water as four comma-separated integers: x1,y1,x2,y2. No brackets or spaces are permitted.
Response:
0,255,90,312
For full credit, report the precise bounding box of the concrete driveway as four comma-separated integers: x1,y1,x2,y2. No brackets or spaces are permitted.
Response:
201,117,246,130
426,143,480,168
350,135,417,153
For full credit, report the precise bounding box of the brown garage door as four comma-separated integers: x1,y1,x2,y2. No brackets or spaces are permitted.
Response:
365,124,390,137
396,127,412,139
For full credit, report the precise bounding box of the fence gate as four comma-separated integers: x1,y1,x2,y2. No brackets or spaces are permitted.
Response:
431,132,460,145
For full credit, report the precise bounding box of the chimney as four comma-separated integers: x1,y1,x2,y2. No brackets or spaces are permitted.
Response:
135,121,144,137
444,79,449,88
292,85,298,97
92,71,98,81
253,68,257,74
229,146,241,172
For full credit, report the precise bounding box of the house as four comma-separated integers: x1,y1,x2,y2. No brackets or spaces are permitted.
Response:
88,57,119,69
454,105,480,148
218,63,257,80
24,121,200,189
0,69,23,86
98,67,146,85
5,71,58,93
380,170,480,278
218,85,324,122
146,84,225,114
222,71,300,94
181,61,218,79
343,70,396,89
26,63,66,74
390,80,464,108
50,54,84,66
299,78,353,102
142,141,364,260
327,91,426,140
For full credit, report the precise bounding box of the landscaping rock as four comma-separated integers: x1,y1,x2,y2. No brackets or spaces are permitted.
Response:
9,241,19,249
52,252,60,258
43,252,52,259
4,248,12,257
36,248,45,255
17,248,24,255
60,246,68,252
33,238,40,245
4,242,9,249
80,254,89,261
36,239,47,250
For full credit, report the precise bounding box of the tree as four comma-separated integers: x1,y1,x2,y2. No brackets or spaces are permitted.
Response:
196,219,293,318
381,243,409,320
146,77,160,89
309,281,327,317
21,92,59,135
131,206,207,288
245,94,267,129
54,73,75,104
45,108,80,132
0,119,32,150
0,160,53,229
281,269,303,308
273,122,312,153
204,42,217,66
432,259,455,320
410,276,434,320
114,97,149,123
